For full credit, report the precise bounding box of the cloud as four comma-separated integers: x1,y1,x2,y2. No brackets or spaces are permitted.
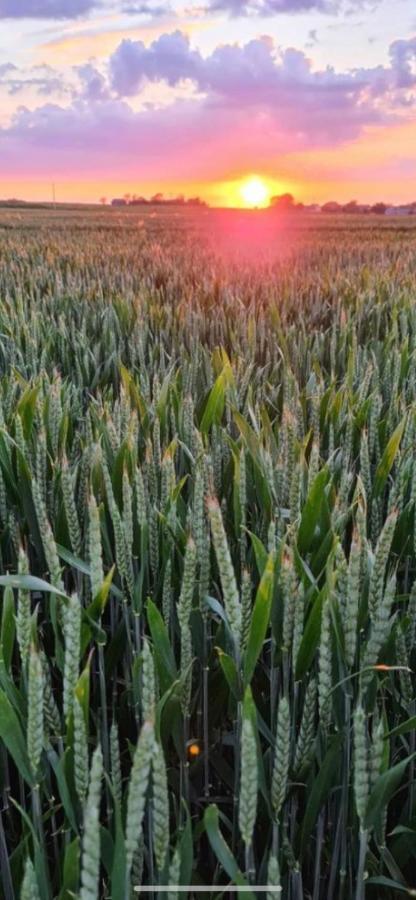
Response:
389,37,416,88
0,63,17,78
0,0,98,18
122,2,172,15
207,0,376,14
209,0,331,12
76,63,110,100
0,32,415,184
109,31,201,94
108,29,410,112
0,62,68,97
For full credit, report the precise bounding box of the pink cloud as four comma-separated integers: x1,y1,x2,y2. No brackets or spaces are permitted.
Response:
0,31,414,184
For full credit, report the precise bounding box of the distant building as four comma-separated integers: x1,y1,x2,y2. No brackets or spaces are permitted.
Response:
111,198,127,207
385,206,415,216
304,204,321,213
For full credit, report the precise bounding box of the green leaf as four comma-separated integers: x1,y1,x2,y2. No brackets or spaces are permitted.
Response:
385,716,416,739
295,586,326,679
0,689,34,786
87,565,115,620
110,799,126,900
75,654,92,726
297,468,330,556
47,748,78,833
59,838,80,900
232,409,262,464
204,805,254,895
1,586,15,672
120,365,146,421
216,648,241,700
0,430,18,498
365,876,414,895
0,574,68,600
373,417,406,498
147,598,177,694
17,385,39,440
243,552,274,685
247,530,268,577
200,361,233,434
300,734,342,856
179,803,193,886
365,753,415,831
56,544,123,599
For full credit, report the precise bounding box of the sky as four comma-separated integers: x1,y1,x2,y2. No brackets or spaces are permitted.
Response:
0,0,415,206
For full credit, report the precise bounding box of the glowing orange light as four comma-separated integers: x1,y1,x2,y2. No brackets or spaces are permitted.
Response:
188,742,201,758
240,176,270,208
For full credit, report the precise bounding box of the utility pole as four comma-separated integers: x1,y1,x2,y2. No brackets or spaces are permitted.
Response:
52,183,56,209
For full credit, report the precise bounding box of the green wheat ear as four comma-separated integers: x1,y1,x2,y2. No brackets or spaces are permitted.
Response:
88,492,104,599
152,738,170,872
110,720,122,806
318,596,332,732
271,696,290,821
207,496,242,654
21,856,40,900
74,695,89,805
354,705,369,828
239,710,258,848
63,593,81,719
125,720,155,876
16,546,31,669
267,854,282,900
80,744,103,900
141,637,156,721
28,644,44,779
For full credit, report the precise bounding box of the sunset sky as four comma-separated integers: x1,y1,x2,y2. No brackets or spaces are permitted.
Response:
0,0,415,206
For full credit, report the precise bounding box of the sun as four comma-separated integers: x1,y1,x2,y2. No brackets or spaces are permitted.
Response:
240,176,270,208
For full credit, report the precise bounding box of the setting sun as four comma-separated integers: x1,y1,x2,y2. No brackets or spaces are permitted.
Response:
240,176,270,208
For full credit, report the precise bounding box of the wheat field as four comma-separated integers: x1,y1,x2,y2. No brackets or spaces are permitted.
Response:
0,208,415,899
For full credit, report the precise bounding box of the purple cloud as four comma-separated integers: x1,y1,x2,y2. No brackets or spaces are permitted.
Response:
0,32,415,183
77,64,110,101
122,2,172,15
389,37,416,88
0,63,17,77
110,31,201,95
0,63,67,97
0,94,377,181
0,0,98,18
208,0,375,13
108,30,405,110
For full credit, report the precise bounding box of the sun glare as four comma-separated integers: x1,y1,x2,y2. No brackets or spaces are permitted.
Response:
240,176,270,208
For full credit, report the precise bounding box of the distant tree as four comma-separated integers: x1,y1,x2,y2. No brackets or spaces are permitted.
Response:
113,191,209,207
99,196,107,206
270,193,295,212
187,197,207,207
322,201,341,213
343,200,358,213
371,202,387,215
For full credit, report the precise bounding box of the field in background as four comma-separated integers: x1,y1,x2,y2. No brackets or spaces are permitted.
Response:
0,209,416,898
